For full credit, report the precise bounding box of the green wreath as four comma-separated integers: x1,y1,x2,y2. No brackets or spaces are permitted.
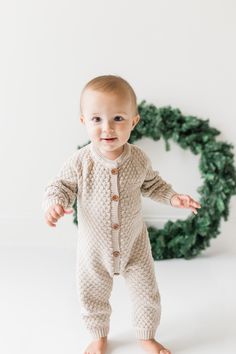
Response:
73,101,236,260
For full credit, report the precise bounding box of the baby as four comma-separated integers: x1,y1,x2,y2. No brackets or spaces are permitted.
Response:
42,75,201,354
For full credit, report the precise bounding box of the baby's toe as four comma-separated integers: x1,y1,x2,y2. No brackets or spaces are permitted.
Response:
160,349,171,354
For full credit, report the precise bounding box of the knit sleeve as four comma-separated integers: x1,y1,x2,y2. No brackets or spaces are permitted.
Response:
42,151,81,213
141,154,177,205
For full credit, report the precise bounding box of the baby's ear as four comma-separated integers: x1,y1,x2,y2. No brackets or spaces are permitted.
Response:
132,114,140,129
80,116,85,124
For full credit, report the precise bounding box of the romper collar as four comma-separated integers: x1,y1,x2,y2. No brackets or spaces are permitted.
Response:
89,141,131,167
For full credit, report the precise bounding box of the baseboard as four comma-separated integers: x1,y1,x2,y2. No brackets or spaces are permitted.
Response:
0,214,235,226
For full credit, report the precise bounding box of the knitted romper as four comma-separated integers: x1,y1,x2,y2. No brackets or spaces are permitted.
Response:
42,142,176,340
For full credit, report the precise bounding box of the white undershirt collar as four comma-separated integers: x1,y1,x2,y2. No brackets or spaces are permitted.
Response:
90,141,131,167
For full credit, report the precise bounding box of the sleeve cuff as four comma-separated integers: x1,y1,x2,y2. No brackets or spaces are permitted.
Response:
163,189,178,206
42,197,68,213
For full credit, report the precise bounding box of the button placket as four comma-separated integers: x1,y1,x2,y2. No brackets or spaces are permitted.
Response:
110,164,120,275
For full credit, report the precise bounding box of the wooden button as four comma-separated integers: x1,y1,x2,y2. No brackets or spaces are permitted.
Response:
111,168,119,175
112,195,119,201
112,251,120,257
112,223,119,230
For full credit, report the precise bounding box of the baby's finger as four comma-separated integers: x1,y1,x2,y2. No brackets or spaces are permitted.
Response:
46,219,56,227
190,200,201,208
48,214,58,223
64,209,73,214
54,205,65,216
191,207,198,215
51,209,62,219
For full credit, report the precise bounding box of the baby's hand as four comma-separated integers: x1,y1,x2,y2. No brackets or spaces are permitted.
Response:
45,204,73,227
170,194,201,215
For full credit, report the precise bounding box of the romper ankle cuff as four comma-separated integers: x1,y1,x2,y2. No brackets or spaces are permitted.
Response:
90,327,109,340
135,328,156,340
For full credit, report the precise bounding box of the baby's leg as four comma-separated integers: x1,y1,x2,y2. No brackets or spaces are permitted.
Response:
123,229,171,353
76,261,113,352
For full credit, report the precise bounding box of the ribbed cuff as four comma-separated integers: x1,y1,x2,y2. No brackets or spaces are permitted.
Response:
135,328,156,340
162,189,178,205
89,327,109,340
42,197,67,213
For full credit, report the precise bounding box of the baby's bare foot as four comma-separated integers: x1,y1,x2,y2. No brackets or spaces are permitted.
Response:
84,336,107,354
138,338,171,354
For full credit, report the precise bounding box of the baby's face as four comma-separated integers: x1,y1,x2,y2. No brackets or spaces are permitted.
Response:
80,89,140,160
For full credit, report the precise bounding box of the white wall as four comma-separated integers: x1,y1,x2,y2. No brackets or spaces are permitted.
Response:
1,0,235,231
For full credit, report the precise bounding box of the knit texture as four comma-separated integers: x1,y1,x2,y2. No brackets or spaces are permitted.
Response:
42,142,177,339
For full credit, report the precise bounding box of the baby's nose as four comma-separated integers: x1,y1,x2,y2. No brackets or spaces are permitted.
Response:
103,122,114,132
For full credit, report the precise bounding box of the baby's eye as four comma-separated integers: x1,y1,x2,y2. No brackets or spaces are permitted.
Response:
92,116,101,122
114,116,124,121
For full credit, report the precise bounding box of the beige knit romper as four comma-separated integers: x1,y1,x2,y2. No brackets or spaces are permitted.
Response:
42,142,176,340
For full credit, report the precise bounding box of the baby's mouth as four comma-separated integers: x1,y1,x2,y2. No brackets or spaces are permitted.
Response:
101,137,117,141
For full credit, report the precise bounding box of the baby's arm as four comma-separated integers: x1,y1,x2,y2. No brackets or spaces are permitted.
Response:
140,153,201,214
42,151,80,227
141,155,177,205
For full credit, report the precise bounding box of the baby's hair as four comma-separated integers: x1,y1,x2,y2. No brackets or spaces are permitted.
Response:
80,75,138,115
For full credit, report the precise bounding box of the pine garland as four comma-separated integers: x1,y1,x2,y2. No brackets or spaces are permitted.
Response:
73,101,236,260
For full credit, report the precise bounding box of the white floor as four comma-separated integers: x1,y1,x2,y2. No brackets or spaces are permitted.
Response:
0,217,236,354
